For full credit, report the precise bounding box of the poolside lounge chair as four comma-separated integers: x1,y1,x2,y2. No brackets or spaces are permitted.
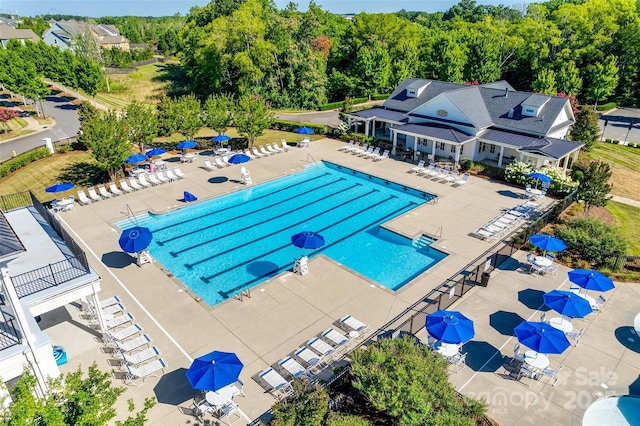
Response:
120,346,160,368
165,169,179,181
127,177,143,190
294,346,327,372
243,149,255,160
97,184,114,198
147,173,162,186
340,315,371,334
87,187,103,202
473,228,495,241
352,144,368,155
251,147,266,158
77,189,93,205
137,174,153,188
259,368,293,400
119,179,135,193
156,171,170,183
322,328,350,351
358,146,374,157
104,324,143,346
434,168,449,181
364,147,380,159
417,164,435,176
215,157,228,168
308,337,335,358
108,182,124,196
124,358,166,386
174,167,186,178
453,173,470,187
278,356,308,379
426,165,441,177
259,145,273,156
100,295,121,309
344,141,360,153
409,160,426,173
444,170,458,183
106,312,134,329
374,150,389,161
204,159,217,171
340,140,354,151
115,334,152,353
267,143,282,154
222,155,233,165
280,140,289,151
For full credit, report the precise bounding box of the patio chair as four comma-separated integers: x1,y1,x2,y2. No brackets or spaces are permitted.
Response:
119,179,135,193
453,173,470,187
165,169,179,181
114,334,152,353
523,184,532,199
259,145,273,156
100,295,121,309
77,189,93,205
409,160,426,173
541,364,563,386
344,141,360,153
449,351,467,373
204,159,217,171
259,368,293,400
222,155,233,166
417,163,435,176
339,140,354,151
156,171,170,183
540,312,546,323
106,312,134,330
364,147,380,159
518,364,539,387
108,182,124,196
251,147,266,158
351,144,368,155
322,328,349,350
137,174,153,188
174,167,186,178
358,146,375,157
434,168,450,181
340,315,371,334
444,170,459,183
243,149,255,160
426,165,441,177
374,150,389,161
147,173,162,185
124,358,166,386
510,343,526,366
87,187,103,202
294,346,327,372
546,262,559,278
128,177,144,190
217,401,242,425
104,324,143,346
529,263,545,275
228,378,246,398
120,346,160,369
267,143,282,154
566,328,584,346
308,337,336,359
594,295,607,311
472,228,495,241
280,140,289,151
97,184,114,198
190,397,215,422
278,356,308,379
215,157,228,168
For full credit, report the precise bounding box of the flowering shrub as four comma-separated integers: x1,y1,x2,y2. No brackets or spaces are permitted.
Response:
504,161,578,196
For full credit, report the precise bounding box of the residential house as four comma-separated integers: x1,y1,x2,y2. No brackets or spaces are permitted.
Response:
346,79,583,173
43,20,130,52
0,23,40,48
0,192,102,400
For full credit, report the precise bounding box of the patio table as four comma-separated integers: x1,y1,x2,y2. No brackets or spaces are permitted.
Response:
524,350,549,370
214,148,230,156
533,256,552,268
154,160,168,170
527,188,543,197
205,385,235,408
434,341,460,358
130,169,146,177
575,293,597,308
549,317,573,333
56,199,74,211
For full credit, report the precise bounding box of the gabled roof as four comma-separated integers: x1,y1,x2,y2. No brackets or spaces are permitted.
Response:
393,122,475,144
351,107,407,123
384,78,464,113
432,86,493,129
0,24,40,42
479,128,583,158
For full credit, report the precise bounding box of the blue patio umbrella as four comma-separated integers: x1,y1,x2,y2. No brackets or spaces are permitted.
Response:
543,290,593,318
125,154,148,164
525,172,551,189
514,321,570,354
227,153,250,164
529,234,567,253
294,126,314,135
45,182,74,193
118,226,153,254
146,148,167,157
212,135,231,142
177,141,197,150
184,191,197,202
291,231,325,249
186,351,243,391
426,310,475,344
568,269,615,292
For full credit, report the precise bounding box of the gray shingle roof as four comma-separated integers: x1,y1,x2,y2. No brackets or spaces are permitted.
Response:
393,123,474,143
480,129,583,158
352,108,407,122
384,78,464,113
439,86,493,129
0,24,40,42
522,94,550,108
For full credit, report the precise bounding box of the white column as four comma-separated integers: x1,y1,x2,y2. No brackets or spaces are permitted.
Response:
455,144,462,167
431,140,437,158
497,146,504,168
347,117,352,129
372,119,376,138
364,121,370,136
392,131,398,155
563,156,569,175
90,283,107,335
413,136,418,161
354,120,359,133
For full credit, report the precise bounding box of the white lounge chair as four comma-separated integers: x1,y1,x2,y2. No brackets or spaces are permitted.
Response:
410,160,426,173
108,182,124,196
278,356,308,379
156,171,170,183
77,189,93,205
103,324,143,346
365,147,381,159
267,143,282,154
417,164,434,176
374,150,389,161
87,187,103,202
147,173,162,186
165,169,179,181
106,312,134,330
115,334,152,353
259,145,273,156
280,140,289,151
294,346,326,372
204,159,217,171
243,149,255,160
434,168,449,181
259,368,293,399
119,179,135,193
125,358,166,386
120,346,160,368
174,167,186,178
137,174,153,188
473,228,495,241
444,170,458,183
358,146,374,157
340,315,370,333
252,147,266,158
127,177,143,190
322,328,349,349
308,337,335,358
454,173,470,187
100,295,121,309
340,140,355,151
426,165,441,177
97,184,114,198
215,157,228,168
345,141,360,153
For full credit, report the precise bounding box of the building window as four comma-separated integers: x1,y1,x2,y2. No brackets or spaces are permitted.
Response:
489,144,496,154
460,145,464,155
438,142,445,150
478,142,486,153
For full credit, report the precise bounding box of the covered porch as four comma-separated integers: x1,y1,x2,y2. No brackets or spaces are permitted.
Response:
345,108,406,140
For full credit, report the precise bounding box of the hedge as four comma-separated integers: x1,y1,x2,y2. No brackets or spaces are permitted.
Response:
0,147,51,179
596,102,617,111
318,101,345,111
271,119,329,134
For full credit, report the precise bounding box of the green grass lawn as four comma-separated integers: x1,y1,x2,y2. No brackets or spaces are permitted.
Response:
606,201,640,256
154,127,321,145
588,142,640,201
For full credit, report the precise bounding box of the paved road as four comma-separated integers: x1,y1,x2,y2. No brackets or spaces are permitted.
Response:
276,110,342,127
599,107,640,143
0,93,80,161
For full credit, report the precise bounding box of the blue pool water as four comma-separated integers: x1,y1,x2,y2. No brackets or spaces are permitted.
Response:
116,161,447,305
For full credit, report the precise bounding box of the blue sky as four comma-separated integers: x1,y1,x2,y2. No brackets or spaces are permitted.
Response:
0,1,514,17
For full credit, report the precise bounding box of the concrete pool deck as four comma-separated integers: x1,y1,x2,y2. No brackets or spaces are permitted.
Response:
35,138,626,425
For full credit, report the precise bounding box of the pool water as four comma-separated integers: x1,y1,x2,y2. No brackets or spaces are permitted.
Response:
116,161,447,305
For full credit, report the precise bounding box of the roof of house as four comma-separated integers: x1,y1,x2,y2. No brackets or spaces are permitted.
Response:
0,24,40,42
100,35,128,45
393,122,475,143
0,210,25,263
479,128,583,158
351,107,407,123
45,20,128,47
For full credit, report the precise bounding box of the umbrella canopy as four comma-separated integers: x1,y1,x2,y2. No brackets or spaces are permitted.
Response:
543,290,593,318
227,153,250,164
45,182,74,193
177,141,197,149
212,135,231,142
118,226,153,253
568,269,615,292
294,126,314,135
291,231,325,249
146,148,167,157
426,310,475,344
525,172,552,182
514,321,570,354
184,191,197,202
529,234,567,253
125,154,148,164
186,351,243,391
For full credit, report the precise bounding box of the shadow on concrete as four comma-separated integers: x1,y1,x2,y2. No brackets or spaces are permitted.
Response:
497,190,522,199
629,375,640,395
246,260,279,278
518,289,549,311
496,256,520,271
54,104,79,110
462,340,503,372
615,326,640,354
101,251,136,268
208,176,229,184
154,367,197,405
490,311,526,336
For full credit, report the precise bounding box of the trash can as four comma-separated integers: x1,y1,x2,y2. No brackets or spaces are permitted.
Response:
480,272,491,287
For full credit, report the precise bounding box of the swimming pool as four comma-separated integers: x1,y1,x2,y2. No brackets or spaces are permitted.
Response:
116,161,447,305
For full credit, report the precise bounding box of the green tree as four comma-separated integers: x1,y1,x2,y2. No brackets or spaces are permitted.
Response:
234,94,274,147
532,68,557,95
156,95,180,136
81,110,129,181
575,159,613,216
569,107,601,151
17,17,49,37
1,363,155,426
124,102,158,153
586,55,619,109
174,94,203,139
203,93,235,135
271,379,329,426
556,60,583,96
555,217,627,263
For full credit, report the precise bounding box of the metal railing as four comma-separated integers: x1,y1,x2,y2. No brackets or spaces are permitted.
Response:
11,254,89,298
0,315,21,350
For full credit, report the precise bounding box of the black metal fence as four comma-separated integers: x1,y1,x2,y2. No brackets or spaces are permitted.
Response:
0,315,21,350
0,191,32,211
598,254,640,273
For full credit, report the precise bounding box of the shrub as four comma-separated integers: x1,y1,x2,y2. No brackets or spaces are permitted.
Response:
596,102,617,111
371,94,390,101
503,161,578,195
628,143,636,148
605,138,612,143
459,157,474,172
271,120,328,135
326,413,373,426
349,133,373,144
555,217,627,263
613,139,620,144
0,147,51,178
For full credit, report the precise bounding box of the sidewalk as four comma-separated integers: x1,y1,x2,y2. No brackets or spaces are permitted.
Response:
0,115,56,146
610,195,640,208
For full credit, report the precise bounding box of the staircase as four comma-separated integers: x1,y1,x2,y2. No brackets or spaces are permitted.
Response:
413,235,435,251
